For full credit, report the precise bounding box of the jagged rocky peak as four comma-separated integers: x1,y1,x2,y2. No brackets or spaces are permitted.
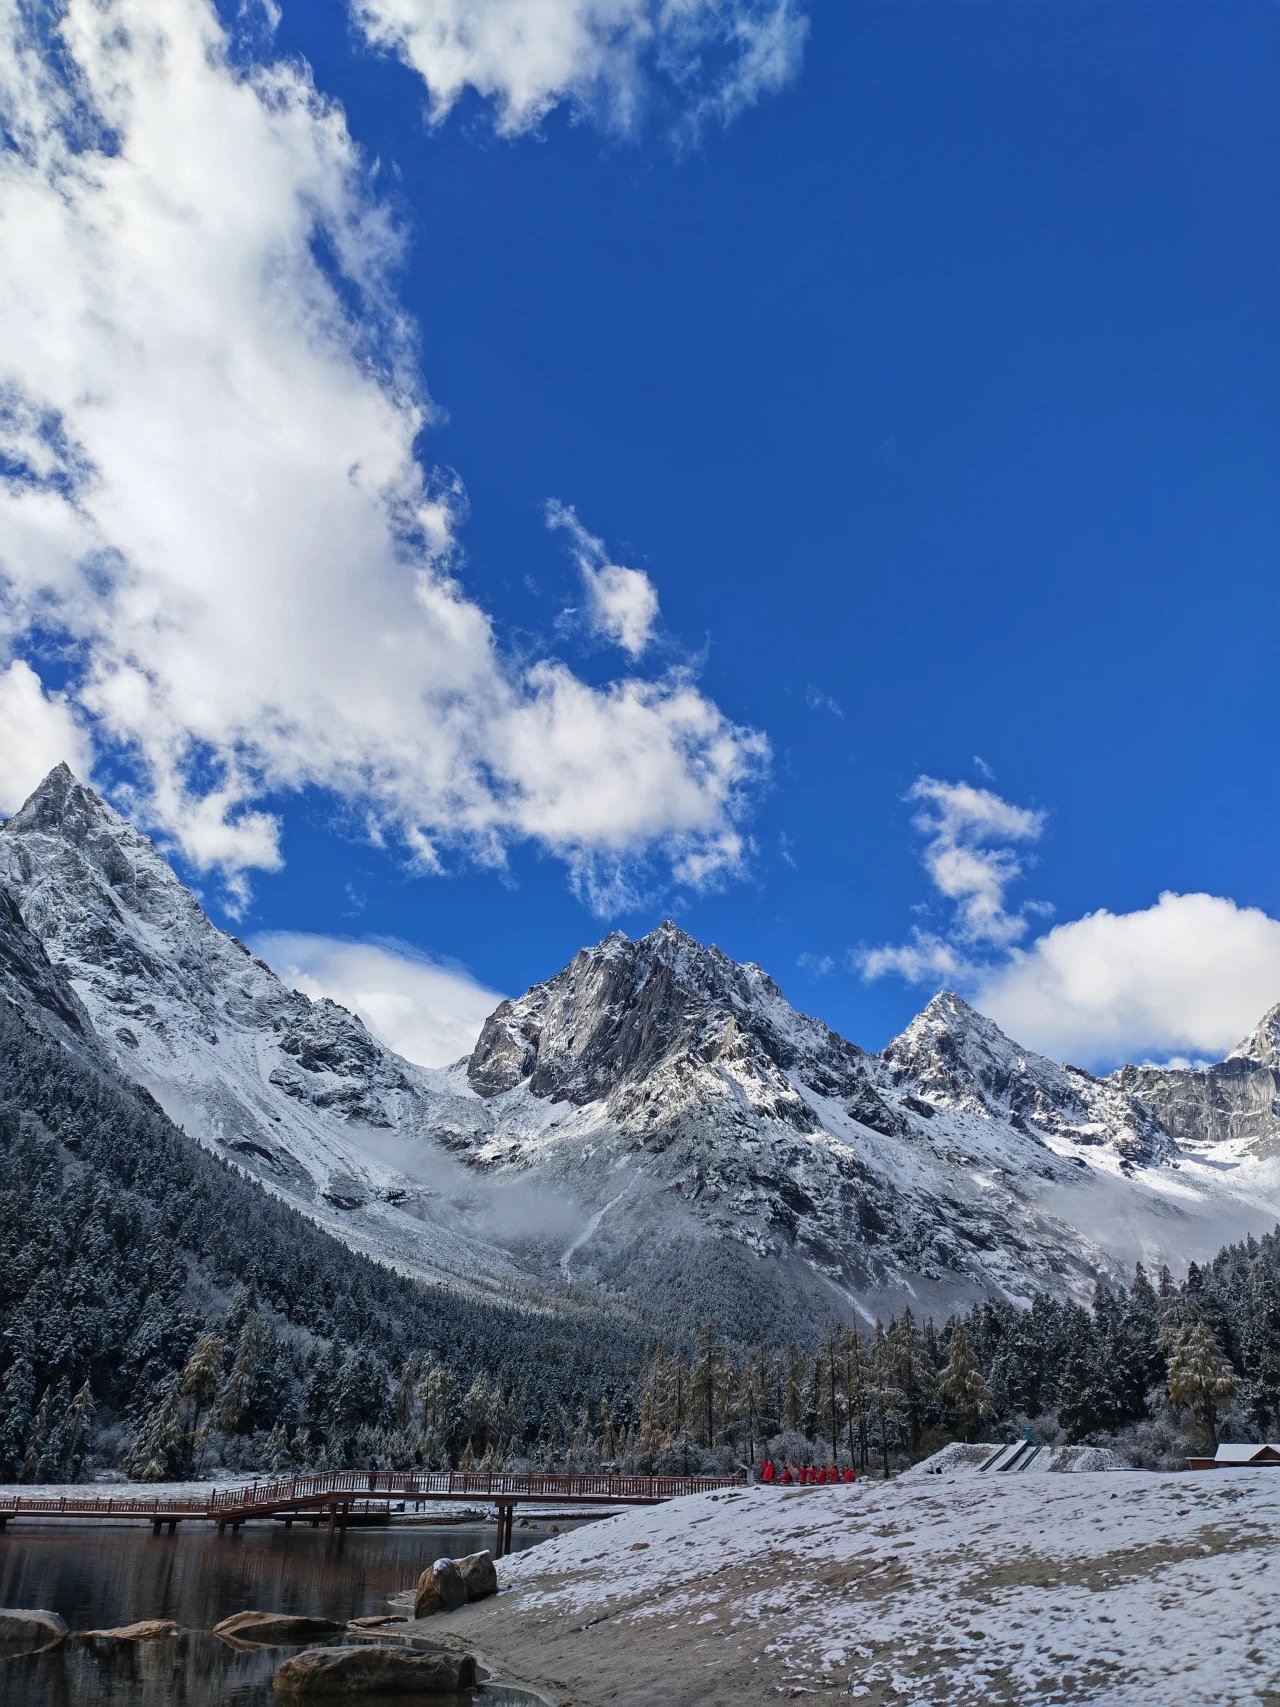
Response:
467,918,873,1115
0,762,208,948
882,990,1084,1119
1229,1002,1280,1072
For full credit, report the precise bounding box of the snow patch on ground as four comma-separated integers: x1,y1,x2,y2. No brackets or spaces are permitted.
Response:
491,1470,1280,1705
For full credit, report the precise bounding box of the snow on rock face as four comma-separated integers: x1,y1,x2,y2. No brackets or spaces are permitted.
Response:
0,766,513,1290
881,991,1175,1164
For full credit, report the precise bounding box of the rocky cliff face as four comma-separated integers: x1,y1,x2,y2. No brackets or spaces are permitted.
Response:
3,765,1279,1337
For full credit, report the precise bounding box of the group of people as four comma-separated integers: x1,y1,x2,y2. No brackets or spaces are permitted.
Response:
758,1461,855,1485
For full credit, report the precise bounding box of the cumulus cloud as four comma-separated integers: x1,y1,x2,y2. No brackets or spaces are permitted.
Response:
0,0,765,911
546,501,660,657
0,659,92,813
352,0,808,139
975,892,1280,1069
859,776,1046,981
252,930,503,1066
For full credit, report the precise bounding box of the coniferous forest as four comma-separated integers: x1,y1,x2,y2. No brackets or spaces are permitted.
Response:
2,996,1276,1483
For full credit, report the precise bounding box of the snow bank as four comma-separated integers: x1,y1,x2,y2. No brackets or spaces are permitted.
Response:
492,1468,1280,1705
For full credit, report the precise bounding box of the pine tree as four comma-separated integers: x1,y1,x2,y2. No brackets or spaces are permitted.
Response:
1167,1321,1237,1447
839,1327,869,1470
181,1331,224,1469
218,1313,262,1435
127,1380,188,1480
869,1323,902,1477
1057,1335,1109,1441
939,1322,992,1443
690,1324,722,1447
890,1309,933,1453
784,1342,804,1433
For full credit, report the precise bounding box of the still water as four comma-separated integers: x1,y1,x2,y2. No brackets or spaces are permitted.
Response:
0,1520,549,1707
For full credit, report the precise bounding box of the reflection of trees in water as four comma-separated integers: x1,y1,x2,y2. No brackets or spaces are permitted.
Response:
6,1632,279,1707
0,1524,504,1706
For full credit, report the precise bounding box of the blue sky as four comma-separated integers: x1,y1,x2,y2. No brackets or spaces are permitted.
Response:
1,0,1276,1069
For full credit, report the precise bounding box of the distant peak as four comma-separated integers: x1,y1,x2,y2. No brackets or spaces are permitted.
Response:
1227,1001,1280,1070
6,764,109,833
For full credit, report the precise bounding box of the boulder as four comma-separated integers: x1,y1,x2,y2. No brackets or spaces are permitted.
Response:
83,1619,180,1641
455,1550,498,1603
0,1609,67,1649
345,1614,406,1629
213,1610,345,1645
273,1644,477,1696
411,1559,466,1619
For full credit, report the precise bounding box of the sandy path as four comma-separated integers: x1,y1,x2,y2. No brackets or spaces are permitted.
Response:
394,1470,1280,1706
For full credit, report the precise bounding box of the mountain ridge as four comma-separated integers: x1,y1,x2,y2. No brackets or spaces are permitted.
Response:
3,765,1279,1338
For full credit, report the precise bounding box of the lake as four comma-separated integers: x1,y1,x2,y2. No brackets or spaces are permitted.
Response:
0,1518,555,1706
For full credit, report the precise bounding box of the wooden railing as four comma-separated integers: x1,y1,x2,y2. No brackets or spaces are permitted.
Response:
0,1469,740,1525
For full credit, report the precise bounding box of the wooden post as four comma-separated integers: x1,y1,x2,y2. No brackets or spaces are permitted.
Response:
327,1502,337,1537
494,1502,507,1560
504,1504,514,1555
152,1518,162,1537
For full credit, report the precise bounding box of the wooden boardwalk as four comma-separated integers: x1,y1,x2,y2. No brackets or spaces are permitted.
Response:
0,1470,739,1556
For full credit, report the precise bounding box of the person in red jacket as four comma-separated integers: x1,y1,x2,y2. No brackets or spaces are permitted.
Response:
842,1466,856,1482
761,1460,775,1483
780,1465,793,1485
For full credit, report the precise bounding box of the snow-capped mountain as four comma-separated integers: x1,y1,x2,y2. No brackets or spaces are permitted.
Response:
0,765,519,1292
2,765,1278,1337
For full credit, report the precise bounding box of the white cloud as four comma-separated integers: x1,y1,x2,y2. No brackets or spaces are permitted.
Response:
806,686,843,718
546,501,659,658
251,930,502,1066
975,892,1280,1069
0,659,92,814
351,0,807,139
859,776,1046,981
0,0,765,911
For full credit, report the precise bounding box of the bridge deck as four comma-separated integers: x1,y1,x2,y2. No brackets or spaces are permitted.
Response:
0,1470,738,1545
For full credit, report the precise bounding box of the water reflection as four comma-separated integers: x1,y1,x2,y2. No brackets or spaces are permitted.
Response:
0,1521,544,1707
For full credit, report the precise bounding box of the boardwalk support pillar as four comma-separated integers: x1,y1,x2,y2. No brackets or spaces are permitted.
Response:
494,1501,514,1560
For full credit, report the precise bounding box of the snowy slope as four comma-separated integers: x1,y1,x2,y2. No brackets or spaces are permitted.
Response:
2,766,1278,1332
0,766,518,1292
462,1471,1280,1707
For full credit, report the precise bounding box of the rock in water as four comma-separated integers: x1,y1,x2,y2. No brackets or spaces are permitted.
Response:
345,1614,407,1629
0,1609,68,1649
412,1558,467,1618
83,1619,179,1641
455,1550,498,1602
213,1611,344,1644
273,1644,477,1695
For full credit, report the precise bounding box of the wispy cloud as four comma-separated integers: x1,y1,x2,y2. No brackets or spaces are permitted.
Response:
797,951,833,976
848,763,1034,982
546,501,659,658
806,686,843,719
859,776,1047,982
351,0,808,142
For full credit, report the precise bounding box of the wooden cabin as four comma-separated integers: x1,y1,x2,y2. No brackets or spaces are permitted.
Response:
1187,1443,1280,1470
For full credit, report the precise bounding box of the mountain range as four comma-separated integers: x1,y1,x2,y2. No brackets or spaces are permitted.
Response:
2,764,1278,1341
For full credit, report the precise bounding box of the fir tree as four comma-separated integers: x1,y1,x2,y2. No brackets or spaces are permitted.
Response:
939,1322,992,1442
1167,1321,1237,1447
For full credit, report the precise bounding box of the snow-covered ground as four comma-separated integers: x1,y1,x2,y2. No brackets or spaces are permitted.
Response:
466,1469,1280,1705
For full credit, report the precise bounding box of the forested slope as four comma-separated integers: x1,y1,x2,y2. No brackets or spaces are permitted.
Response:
0,1000,642,1479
